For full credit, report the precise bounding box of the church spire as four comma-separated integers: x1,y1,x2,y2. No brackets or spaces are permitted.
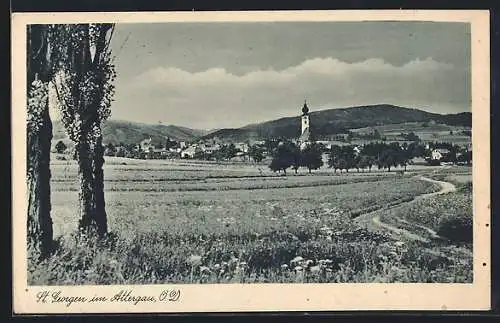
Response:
301,99,309,115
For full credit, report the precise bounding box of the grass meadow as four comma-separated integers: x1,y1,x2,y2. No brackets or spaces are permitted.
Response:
28,156,473,285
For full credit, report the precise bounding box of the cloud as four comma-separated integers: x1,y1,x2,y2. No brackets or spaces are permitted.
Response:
112,57,468,129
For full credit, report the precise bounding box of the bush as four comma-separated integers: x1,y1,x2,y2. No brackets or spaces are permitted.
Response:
426,159,441,166
437,215,472,243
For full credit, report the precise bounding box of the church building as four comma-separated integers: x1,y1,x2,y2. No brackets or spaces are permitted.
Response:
298,100,311,150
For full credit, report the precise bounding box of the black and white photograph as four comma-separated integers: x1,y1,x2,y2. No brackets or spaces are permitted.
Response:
12,10,491,313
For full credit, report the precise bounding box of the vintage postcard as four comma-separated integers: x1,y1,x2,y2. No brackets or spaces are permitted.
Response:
12,10,491,313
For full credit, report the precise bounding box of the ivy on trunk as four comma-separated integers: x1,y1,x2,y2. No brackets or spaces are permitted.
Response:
26,25,55,258
50,24,116,237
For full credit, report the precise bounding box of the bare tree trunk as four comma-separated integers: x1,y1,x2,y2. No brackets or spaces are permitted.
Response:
27,25,54,258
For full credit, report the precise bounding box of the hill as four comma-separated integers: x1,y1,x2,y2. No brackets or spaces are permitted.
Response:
52,120,210,146
202,104,471,142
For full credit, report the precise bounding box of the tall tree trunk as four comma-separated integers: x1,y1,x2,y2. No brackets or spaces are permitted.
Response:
91,134,108,236
27,107,53,257
27,25,54,258
76,138,96,233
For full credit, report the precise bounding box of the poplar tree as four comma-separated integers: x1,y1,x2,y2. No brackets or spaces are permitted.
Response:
50,24,116,237
27,25,55,257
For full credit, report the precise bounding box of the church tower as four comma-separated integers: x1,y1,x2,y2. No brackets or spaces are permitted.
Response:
298,100,311,148
301,100,309,135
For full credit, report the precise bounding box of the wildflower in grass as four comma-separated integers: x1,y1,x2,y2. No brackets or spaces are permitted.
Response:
214,264,221,270
290,256,304,265
281,264,288,269
188,255,202,266
395,241,405,247
200,266,211,274
304,259,314,267
310,265,321,273
323,208,335,214
294,266,303,272
319,259,333,266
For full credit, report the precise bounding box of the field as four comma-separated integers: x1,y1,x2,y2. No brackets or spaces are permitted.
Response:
350,122,472,145
28,155,473,285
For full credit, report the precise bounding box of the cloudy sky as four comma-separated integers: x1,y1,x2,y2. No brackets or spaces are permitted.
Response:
107,21,471,130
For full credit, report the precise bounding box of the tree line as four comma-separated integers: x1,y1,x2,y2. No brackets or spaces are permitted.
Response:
268,141,323,175
267,140,471,175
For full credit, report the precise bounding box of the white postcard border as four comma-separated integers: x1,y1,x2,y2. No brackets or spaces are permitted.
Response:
11,10,491,313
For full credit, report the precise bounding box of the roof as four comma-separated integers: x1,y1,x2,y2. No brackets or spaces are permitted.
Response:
183,145,201,153
301,101,309,115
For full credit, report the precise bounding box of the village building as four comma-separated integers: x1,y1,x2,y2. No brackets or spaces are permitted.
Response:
234,142,249,153
431,148,450,161
251,140,266,146
181,145,202,158
140,137,153,151
201,143,221,154
169,147,182,153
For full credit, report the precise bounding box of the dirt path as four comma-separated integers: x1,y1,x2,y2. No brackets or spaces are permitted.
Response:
354,175,457,243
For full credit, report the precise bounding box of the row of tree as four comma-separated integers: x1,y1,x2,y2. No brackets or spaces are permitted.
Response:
267,140,472,175
268,142,323,174
329,142,410,173
27,24,116,258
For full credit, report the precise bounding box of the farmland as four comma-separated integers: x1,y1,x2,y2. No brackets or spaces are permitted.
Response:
350,121,472,145
28,156,473,285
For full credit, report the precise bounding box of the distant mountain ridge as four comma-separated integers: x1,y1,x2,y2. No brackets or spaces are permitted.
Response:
52,104,471,146
53,120,210,146
202,104,471,142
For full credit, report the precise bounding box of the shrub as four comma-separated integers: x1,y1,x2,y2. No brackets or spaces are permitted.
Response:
437,215,472,243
